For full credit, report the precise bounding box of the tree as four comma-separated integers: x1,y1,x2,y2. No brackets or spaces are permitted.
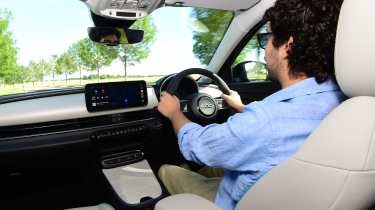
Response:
28,61,44,86
233,38,260,66
117,16,157,80
54,55,65,85
6,64,20,87
49,54,59,84
38,59,52,84
0,9,18,84
76,38,118,82
68,41,87,84
13,65,31,90
190,8,233,65
191,8,263,67
55,52,77,85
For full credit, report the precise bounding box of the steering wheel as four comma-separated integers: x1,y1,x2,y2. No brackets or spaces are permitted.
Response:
166,68,231,121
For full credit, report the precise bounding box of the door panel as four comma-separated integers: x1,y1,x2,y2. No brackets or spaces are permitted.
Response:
229,81,280,104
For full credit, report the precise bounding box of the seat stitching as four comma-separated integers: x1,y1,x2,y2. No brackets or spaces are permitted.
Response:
292,157,375,172
363,116,375,170
327,171,350,210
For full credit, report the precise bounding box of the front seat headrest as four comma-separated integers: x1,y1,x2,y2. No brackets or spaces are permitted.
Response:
335,0,375,98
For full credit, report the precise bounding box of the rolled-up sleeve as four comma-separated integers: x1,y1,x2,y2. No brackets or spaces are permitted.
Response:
177,102,273,172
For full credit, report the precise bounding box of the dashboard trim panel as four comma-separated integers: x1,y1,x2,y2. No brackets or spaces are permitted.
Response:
0,118,157,142
0,88,158,127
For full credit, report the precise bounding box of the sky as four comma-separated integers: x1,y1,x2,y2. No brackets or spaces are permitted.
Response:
0,0,207,77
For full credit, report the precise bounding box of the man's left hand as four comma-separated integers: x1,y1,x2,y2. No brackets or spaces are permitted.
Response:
158,91,181,120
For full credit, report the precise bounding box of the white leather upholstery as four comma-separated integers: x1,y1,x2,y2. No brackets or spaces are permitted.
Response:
335,0,375,97
295,97,375,171
155,194,223,210
237,97,375,210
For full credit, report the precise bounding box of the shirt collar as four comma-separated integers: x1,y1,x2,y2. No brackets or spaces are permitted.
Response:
264,77,339,102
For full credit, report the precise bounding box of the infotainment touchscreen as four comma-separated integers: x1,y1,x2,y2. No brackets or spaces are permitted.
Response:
85,81,148,112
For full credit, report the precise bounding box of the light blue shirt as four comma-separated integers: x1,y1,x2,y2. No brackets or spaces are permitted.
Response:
177,78,346,210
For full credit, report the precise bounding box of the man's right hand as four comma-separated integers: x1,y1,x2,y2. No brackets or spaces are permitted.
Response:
222,90,245,113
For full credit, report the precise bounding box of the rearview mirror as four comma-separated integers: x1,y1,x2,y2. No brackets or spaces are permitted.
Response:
88,27,144,46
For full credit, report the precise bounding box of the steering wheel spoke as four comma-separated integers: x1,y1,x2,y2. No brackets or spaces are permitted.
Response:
214,97,229,110
180,99,190,113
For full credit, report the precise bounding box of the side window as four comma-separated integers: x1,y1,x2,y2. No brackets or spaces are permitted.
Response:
232,23,268,81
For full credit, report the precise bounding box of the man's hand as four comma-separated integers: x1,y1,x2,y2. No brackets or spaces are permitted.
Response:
222,90,245,113
158,91,190,133
157,91,180,119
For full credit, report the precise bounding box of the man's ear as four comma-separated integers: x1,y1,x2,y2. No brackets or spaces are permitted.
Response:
280,36,294,59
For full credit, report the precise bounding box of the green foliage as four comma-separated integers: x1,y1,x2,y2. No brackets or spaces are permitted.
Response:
52,52,77,83
0,9,18,84
234,24,268,66
73,38,117,72
58,52,77,75
234,39,260,65
49,54,59,80
3,64,28,84
190,9,233,65
118,16,157,66
28,61,44,82
68,40,87,70
0,8,157,91
246,62,268,80
14,65,31,83
38,59,53,77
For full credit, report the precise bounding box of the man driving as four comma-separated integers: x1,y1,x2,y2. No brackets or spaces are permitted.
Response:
157,0,346,209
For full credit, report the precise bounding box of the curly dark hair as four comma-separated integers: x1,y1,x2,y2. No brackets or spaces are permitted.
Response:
263,0,343,83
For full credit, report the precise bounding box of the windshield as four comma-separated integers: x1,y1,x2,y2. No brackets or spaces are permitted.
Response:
0,1,233,97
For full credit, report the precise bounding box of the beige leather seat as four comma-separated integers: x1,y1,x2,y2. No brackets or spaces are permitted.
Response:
155,0,375,209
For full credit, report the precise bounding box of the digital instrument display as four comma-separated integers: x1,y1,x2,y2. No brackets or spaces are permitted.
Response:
85,81,148,112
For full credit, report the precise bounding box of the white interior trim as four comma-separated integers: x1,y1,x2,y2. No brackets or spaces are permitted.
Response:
0,88,158,127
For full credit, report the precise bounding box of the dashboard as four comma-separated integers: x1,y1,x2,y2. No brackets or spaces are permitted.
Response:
0,76,226,144
0,76,224,128
0,75,226,129
0,87,158,127
0,77,229,209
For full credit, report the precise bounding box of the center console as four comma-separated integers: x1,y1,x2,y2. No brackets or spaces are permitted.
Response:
102,159,162,205
84,81,165,207
89,113,165,208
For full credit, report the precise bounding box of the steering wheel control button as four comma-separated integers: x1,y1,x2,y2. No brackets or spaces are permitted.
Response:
198,96,217,116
